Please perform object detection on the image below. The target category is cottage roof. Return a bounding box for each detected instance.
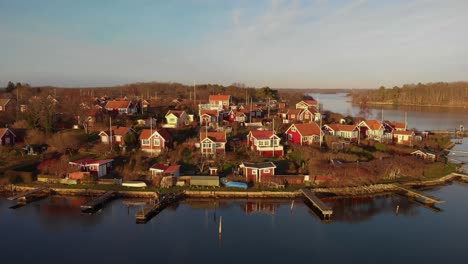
[200,110,219,116]
[303,100,318,106]
[362,120,383,130]
[139,128,172,141]
[0,98,11,106]
[209,95,230,101]
[386,121,407,130]
[326,124,357,132]
[150,164,169,171]
[166,110,185,117]
[249,130,276,140]
[241,162,276,169]
[70,158,113,165]
[291,123,322,136]
[200,131,226,143]
[106,100,131,109]
[287,109,302,116]
[0,128,16,138]
[393,130,415,136]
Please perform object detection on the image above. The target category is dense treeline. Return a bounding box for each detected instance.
[351,82,468,107]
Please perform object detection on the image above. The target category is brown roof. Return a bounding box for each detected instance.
[362,120,383,130]
[326,124,357,132]
[200,131,226,143]
[303,100,318,106]
[139,128,172,140]
[387,121,406,129]
[393,130,415,136]
[249,130,275,140]
[0,98,11,106]
[291,123,322,136]
[0,128,16,138]
[106,100,131,109]
[200,110,219,116]
[235,111,246,117]
[287,109,302,116]
[209,95,230,101]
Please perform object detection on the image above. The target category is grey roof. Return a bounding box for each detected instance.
[241,162,276,169]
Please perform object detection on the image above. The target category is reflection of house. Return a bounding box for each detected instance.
[411,150,436,161]
[149,164,181,177]
[139,128,172,154]
[209,95,231,110]
[247,130,283,157]
[358,120,385,141]
[323,124,358,142]
[285,123,322,145]
[99,126,135,146]
[68,158,113,178]
[164,110,189,128]
[200,131,226,155]
[392,130,415,145]
[240,162,276,183]
[242,201,278,215]
[0,128,16,146]
[105,100,137,115]
[295,100,318,110]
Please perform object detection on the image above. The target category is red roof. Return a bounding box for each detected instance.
[387,121,406,130]
[287,109,302,116]
[139,128,172,141]
[0,128,15,138]
[361,120,383,130]
[326,124,357,132]
[290,123,322,136]
[0,98,11,106]
[200,131,226,143]
[200,110,219,116]
[393,130,415,136]
[209,95,230,101]
[150,164,180,174]
[303,100,318,106]
[249,130,275,140]
[106,100,131,109]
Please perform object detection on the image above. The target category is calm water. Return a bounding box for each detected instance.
[1,184,468,264]
[316,93,467,131]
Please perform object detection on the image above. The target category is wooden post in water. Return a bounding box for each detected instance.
[219,216,222,238]
[396,205,400,215]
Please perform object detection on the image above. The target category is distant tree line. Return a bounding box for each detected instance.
[351,82,468,107]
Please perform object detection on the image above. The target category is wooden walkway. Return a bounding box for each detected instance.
[136,191,185,223]
[393,184,445,205]
[300,188,333,219]
[7,186,50,201]
[80,191,117,211]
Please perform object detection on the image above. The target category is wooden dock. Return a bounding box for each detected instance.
[7,186,50,205]
[136,191,185,223]
[393,184,445,205]
[80,191,117,211]
[300,188,333,219]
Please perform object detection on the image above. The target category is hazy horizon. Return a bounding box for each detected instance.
[1,0,467,89]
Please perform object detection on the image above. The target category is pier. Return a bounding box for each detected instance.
[392,184,445,205]
[300,188,333,219]
[80,191,117,211]
[7,186,50,206]
[136,191,185,223]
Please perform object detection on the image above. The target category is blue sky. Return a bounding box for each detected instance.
[1,0,467,88]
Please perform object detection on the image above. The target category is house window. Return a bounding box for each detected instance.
[302,136,309,142]
[291,127,296,132]
[154,138,161,146]
[291,114,295,118]
[216,143,223,148]
[142,139,150,146]
[252,170,257,175]
[0,106,2,110]
[203,143,212,148]
[115,135,121,142]
[264,169,270,173]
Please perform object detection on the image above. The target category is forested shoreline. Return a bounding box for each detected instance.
[350,82,468,107]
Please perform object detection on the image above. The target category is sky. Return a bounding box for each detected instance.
[1,0,467,89]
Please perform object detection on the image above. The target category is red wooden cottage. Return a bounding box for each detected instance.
[199,109,219,127]
[285,123,323,145]
[200,131,226,155]
[0,99,14,112]
[0,128,16,146]
[247,130,283,157]
[358,120,385,141]
[139,128,172,154]
[240,162,276,183]
[392,130,415,145]
[295,100,318,110]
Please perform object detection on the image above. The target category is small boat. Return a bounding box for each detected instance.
[122,181,147,188]
[220,177,248,189]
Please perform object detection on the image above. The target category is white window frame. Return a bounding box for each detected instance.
[142,139,150,146]
[252,169,257,175]
[154,138,161,146]
[264,169,270,173]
